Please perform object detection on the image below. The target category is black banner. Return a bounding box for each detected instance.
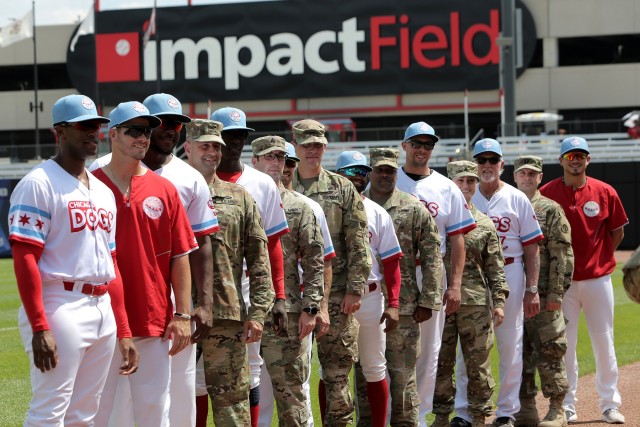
[67,0,536,104]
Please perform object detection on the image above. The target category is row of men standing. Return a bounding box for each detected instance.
[8,92,628,427]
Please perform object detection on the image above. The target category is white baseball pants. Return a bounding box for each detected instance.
[562,275,621,413]
[18,286,116,427]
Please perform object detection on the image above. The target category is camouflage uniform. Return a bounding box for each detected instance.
[433,161,509,423]
[520,190,572,399]
[358,148,443,427]
[202,175,274,427]
[261,182,325,426]
[291,119,372,426]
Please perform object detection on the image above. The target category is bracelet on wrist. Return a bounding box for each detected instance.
[174,312,192,320]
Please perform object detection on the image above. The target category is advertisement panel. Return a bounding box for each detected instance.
[67,0,536,104]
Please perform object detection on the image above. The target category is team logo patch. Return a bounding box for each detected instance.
[81,96,94,110]
[419,124,429,132]
[133,102,146,113]
[482,140,493,148]
[143,196,164,219]
[570,137,582,147]
[352,152,363,161]
[207,199,215,210]
[229,110,241,122]
[583,201,600,217]
[167,97,180,110]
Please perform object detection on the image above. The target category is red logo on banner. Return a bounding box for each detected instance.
[96,33,140,83]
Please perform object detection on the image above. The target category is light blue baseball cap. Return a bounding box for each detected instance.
[52,94,109,125]
[285,142,300,162]
[560,136,590,155]
[108,101,162,129]
[473,138,503,157]
[403,121,440,143]
[143,93,191,123]
[210,107,255,132]
[335,151,372,172]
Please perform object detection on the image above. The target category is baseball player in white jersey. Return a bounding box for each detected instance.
[258,142,335,427]
[210,106,289,426]
[454,138,543,427]
[89,94,218,427]
[395,122,476,426]
[9,94,137,426]
[336,150,403,427]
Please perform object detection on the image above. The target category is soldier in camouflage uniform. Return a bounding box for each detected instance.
[184,119,275,426]
[291,119,372,427]
[362,147,443,427]
[431,160,509,427]
[250,136,325,426]
[513,156,573,427]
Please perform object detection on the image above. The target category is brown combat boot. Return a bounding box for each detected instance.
[538,396,568,427]
[514,397,539,427]
[430,414,451,427]
[472,415,486,426]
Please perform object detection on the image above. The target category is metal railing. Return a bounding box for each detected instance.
[2,132,639,179]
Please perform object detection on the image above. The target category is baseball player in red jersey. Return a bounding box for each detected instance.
[455,139,543,427]
[211,106,289,426]
[541,137,628,424]
[93,101,197,427]
[90,94,219,427]
[9,94,137,426]
[336,150,403,427]
[395,122,476,427]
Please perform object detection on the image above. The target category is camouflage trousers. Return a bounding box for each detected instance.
[520,302,569,399]
[317,292,360,426]
[202,319,250,427]
[354,316,421,427]
[262,313,311,427]
[433,305,495,418]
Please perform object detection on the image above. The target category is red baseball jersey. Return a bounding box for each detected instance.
[541,177,628,280]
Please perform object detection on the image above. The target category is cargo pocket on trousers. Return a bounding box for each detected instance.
[538,311,567,358]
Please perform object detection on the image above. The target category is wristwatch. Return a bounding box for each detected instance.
[525,285,538,294]
[174,312,192,320]
[303,305,319,315]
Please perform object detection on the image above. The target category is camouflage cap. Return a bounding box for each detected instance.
[514,155,543,173]
[292,119,328,145]
[185,119,225,145]
[252,135,287,156]
[447,160,479,180]
[369,148,399,169]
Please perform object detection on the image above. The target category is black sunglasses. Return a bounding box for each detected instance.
[340,167,369,177]
[118,125,153,139]
[476,156,501,165]
[408,139,436,150]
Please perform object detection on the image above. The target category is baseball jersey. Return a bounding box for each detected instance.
[363,197,403,283]
[472,183,543,258]
[9,160,116,284]
[235,165,289,239]
[208,176,273,323]
[396,168,476,254]
[530,191,574,300]
[364,187,443,315]
[297,192,336,261]
[280,187,324,312]
[90,154,219,236]
[540,177,628,281]
[93,168,198,337]
[445,205,509,307]
[292,168,371,295]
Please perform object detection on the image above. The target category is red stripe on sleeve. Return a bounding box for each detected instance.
[12,241,48,332]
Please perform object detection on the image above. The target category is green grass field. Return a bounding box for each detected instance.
[0,259,637,426]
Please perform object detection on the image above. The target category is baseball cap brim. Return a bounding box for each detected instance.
[255,146,286,156]
[156,113,191,123]
[514,164,542,173]
[114,115,162,129]
[450,171,479,180]
[63,115,109,124]
[191,135,226,145]
[297,135,327,145]
[222,124,255,132]
[337,164,372,172]
[370,160,398,169]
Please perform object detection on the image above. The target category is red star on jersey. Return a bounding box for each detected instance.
[9,215,14,224]
[19,214,31,226]
[35,219,44,230]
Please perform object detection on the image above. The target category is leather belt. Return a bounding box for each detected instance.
[504,257,515,265]
[63,281,109,296]
[365,283,378,293]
